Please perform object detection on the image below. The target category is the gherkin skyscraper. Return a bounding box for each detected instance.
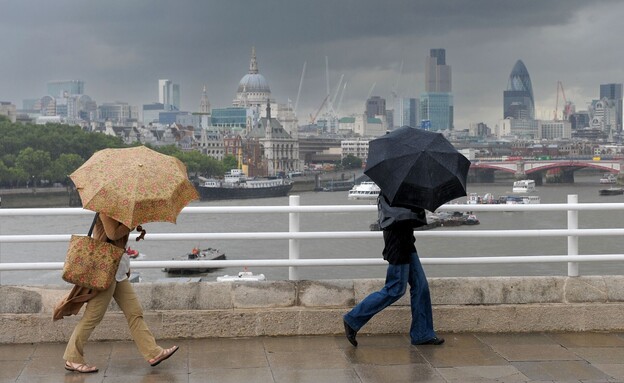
[503,60,535,120]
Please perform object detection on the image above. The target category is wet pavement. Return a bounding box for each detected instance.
[2,332,624,382]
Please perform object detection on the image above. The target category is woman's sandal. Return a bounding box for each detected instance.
[149,345,179,367]
[64,361,99,373]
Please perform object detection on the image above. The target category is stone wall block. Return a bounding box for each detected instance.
[564,277,608,303]
[298,280,354,307]
[298,309,345,335]
[197,282,233,309]
[231,281,296,308]
[602,276,624,301]
[0,287,42,314]
[256,309,299,336]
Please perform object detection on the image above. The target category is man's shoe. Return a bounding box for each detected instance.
[343,320,358,347]
[412,336,445,346]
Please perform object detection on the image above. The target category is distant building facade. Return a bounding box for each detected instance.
[421,49,453,130]
[158,79,180,110]
[600,83,623,132]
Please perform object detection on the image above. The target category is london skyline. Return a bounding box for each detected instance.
[0,0,622,130]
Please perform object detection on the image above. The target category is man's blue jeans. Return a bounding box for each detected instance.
[343,252,436,344]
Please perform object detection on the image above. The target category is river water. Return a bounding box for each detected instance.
[2,170,624,286]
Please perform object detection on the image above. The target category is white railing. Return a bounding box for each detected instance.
[2,194,624,279]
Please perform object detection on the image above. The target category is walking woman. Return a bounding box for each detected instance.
[55,213,178,373]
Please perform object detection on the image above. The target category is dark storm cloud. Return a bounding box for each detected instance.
[0,0,620,128]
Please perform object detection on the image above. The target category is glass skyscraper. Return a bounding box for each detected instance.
[600,83,623,132]
[421,49,453,130]
[503,60,535,120]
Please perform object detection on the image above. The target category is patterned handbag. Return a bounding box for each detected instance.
[62,213,124,290]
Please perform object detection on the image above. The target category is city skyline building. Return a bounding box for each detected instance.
[396,97,419,128]
[158,79,180,110]
[365,96,386,119]
[232,47,271,110]
[600,83,623,132]
[421,49,453,130]
[503,60,535,120]
[47,80,84,98]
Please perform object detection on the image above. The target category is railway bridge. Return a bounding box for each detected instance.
[469,159,624,183]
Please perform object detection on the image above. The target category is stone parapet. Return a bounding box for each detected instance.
[2,276,624,344]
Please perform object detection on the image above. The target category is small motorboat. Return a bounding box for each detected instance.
[216,269,266,282]
[162,247,226,275]
[599,187,624,196]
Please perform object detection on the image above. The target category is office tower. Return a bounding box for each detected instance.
[47,80,84,98]
[421,49,453,130]
[366,96,386,119]
[158,79,180,110]
[396,97,419,128]
[503,60,535,120]
[425,49,451,93]
[600,83,623,132]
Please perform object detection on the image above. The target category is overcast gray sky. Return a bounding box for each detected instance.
[0,0,622,129]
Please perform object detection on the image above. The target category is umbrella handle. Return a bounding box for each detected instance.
[87,213,99,237]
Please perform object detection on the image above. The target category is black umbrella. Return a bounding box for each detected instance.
[364,126,471,212]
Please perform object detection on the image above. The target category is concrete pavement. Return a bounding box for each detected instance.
[3,332,624,382]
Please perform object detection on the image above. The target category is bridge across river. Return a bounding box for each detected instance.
[470,158,624,183]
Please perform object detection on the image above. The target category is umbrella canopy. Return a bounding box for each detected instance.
[364,126,470,212]
[70,146,199,228]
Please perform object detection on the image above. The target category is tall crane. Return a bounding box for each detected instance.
[554,81,572,121]
[309,95,329,124]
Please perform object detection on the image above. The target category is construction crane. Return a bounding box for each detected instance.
[294,61,306,116]
[309,94,329,124]
[554,81,572,121]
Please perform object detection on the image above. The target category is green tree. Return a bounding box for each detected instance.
[222,155,238,171]
[15,147,52,189]
[48,153,84,184]
[341,154,363,170]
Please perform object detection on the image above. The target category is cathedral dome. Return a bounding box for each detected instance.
[237,73,271,94]
[233,47,271,107]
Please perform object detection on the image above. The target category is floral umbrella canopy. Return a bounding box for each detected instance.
[70,146,199,228]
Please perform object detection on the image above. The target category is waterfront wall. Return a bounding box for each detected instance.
[2,276,624,344]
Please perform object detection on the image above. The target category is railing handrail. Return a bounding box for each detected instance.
[3,194,624,278]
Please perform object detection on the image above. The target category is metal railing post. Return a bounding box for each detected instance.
[567,194,579,276]
[288,195,300,280]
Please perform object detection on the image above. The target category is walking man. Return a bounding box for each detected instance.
[343,194,444,347]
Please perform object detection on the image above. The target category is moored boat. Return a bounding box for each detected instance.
[599,187,624,196]
[162,247,226,275]
[216,270,266,282]
[347,181,380,200]
[322,179,355,192]
[196,169,293,200]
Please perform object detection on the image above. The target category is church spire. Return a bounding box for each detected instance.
[249,46,258,74]
[199,85,211,114]
[266,98,271,120]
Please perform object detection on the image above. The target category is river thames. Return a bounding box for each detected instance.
[2,170,624,286]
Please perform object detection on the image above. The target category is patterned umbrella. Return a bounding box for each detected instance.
[70,146,199,228]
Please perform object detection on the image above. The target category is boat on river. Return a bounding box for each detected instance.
[599,187,624,196]
[512,180,536,193]
[216,270,266,282]
[503,195,541,204]
[196,169,293,200]
[322,179,355,192]
[162,247,226,275]
[599,174,617,184]
[347,181,380,200]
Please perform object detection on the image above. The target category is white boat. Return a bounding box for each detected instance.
[466,192,497,204]
[512,180,536,193]
[216,270,266,282]
[599,174,617,184]
[505,195,541,204]
[347,181,381,200]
